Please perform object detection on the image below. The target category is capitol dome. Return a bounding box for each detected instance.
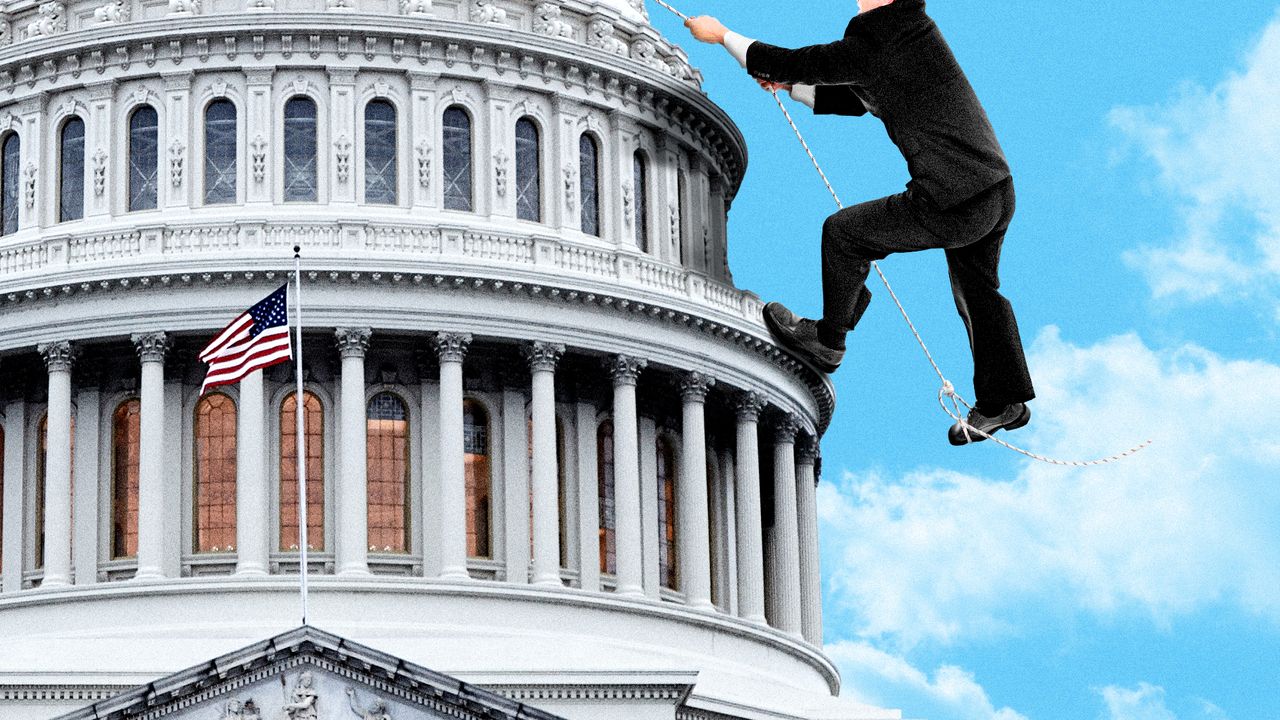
[0,0,894,718]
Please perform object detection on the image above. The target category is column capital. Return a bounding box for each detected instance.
[608,355,647,386]
[335,327,373,359]
[523,341,566,374]
[433,331,473,363]
[797,435,821,465]
[131,332,171,364]
[734,390,766,421]
[774,414,802,444]
[679,371,716,402]
[38,341,77,373]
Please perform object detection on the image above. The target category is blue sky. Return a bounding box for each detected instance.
[652,2,1280,719]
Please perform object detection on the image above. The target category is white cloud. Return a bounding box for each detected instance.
[1099,683,1234,720]
[826,641,1027,720]
[1111,11,1280,306]
[818,326,1280,648]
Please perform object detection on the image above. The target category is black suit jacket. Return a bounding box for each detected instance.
[746,0,1010,209]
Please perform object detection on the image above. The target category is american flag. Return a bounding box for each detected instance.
[199,285,293,395]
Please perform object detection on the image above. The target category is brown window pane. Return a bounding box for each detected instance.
[597,420,615,576]
[280,391,324,551]
[35,414,75,570]
[194,393,237,553]
[657,436,678,591]
[464,399,491,558]
[111,400,141,559]
[367,392,409,554]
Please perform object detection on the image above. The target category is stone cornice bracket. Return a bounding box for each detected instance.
[608,354,646,387]
[773,413,802,444]
[334,326,373,359]
[522,341,565,373]
[734,390,765,421]
[131,331,171,364]
[679,371,716,402]
[38,340,77,372]
[433,331,472,363]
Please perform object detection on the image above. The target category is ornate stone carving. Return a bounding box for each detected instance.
[346,687,392,720]
[522,341,565,373]
[797,435,820,465]
[167,0,202,16]
[327,0,352,10]
[23,163,36,208]
[622,183,634,227]
[433,332,472,363]
[334,134,352,183]
[0,18,10,46]
[680,371,716,401]
[25,2,66,40]
[247,0,274,10]
[773,413,802,443]
[734,390,766,421]
[493,148,509,197]
[93,0,127,24]
[92,149,108,197]
[669,204,679,242]
[470,0,506,24]
[406,142,430,194]
[627,0,649,19]
[608,354,647,386]
[251,135,267,183]
[665,56,694,81]
[335,327,372,358]
[587,19,626,55]
[132,332,171,364]
[38,341,76,373]
[398,0,430,14]
[562,166,576,212]
[630,38,666,72]
[220,698,263,719]
[532,3,572,38]
[169,139,185,188]
[281,671,318,719]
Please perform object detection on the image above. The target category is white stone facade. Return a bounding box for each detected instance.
[0,1,892,719]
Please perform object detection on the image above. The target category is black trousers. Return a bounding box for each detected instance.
[821,178,1035,409]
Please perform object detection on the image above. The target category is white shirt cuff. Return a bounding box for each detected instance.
[789,84,817,109]
[722,30,755,69]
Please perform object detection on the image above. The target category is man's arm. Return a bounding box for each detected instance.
[746,38,875,87]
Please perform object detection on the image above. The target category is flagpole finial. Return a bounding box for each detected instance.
[293,245,301,259]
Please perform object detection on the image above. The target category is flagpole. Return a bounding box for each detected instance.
[293,244,309,627]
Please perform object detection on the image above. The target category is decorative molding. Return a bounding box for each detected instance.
[167,0,202,16]
[522,341,565,373]
[532,3,572,38]
[168,139,185,188]
[92,0,127,24]
[92,149,108,197]
[131,331,171,363]
[621,183,634,227]
[608,354,646,386]
[415,140,431,190]
[398,0,431,15]
[433,331,472,363]
[334,326,372,358]
[22,162,35,207]
[334,133,352,184]
[586,18,626,56]
[734,391,765,421]
[773,413,801,443]
[470,0,506,24]
[250,134,267,183]
[679,371,715,402]
[23,2,66,41]
[493,147,509,198]
[797,435,820,465]
[562,166,576,212]
[38,340,76,372]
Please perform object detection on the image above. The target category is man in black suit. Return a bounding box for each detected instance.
[686,0,1036,445]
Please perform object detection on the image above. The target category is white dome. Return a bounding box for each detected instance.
[599,0,651,24]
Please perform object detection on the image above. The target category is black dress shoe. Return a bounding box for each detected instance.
[762,302,845,373]
[948,402,1031,446]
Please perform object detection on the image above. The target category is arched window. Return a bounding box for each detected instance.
[203,99,237,205]
[463,399,491,558]
[283,97,318,203]
[442,106,473,211]
[596,420,615,576]
[579,134,600,237]
[364,100,398,205]
[280,391,324,551]
[128,105,159,212]
[194,393,237,553]
[366,391,409,553]
[59,116,85,222]
[657,435,677,590]
[632,151,648,252]
[2,132,20,235]
[515,117,540,222]
[111,399,141,559]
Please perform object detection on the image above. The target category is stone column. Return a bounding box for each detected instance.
[235,370,269,576]
[679,372,716,610]
[733,391,767,624]
[2,398,26,593]
[72,386,101,586]
[335,327,372,577]
[435,332,472,580]
[797,434,823,645]
[501,372,529,584]
[38,342,75,588]
[418,355,442,577]
[524,342,566,587]
[609,355,646,598]
[132,333,170,581]
[575,396,601,593]
[771,415,803,637]
[719,449,739,616]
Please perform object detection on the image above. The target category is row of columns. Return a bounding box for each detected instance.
[9,330,824,645]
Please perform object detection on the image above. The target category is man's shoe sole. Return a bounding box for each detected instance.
[949,404,1031,446]
[762,308,841,374]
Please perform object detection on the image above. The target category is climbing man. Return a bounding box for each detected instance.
[684,0,1036,445]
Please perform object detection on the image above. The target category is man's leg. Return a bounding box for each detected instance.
[942,183,1035,412]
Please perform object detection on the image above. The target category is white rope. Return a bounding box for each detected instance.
[659,1,1152,466]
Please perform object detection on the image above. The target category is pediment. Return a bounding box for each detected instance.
[55,626,565,720]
